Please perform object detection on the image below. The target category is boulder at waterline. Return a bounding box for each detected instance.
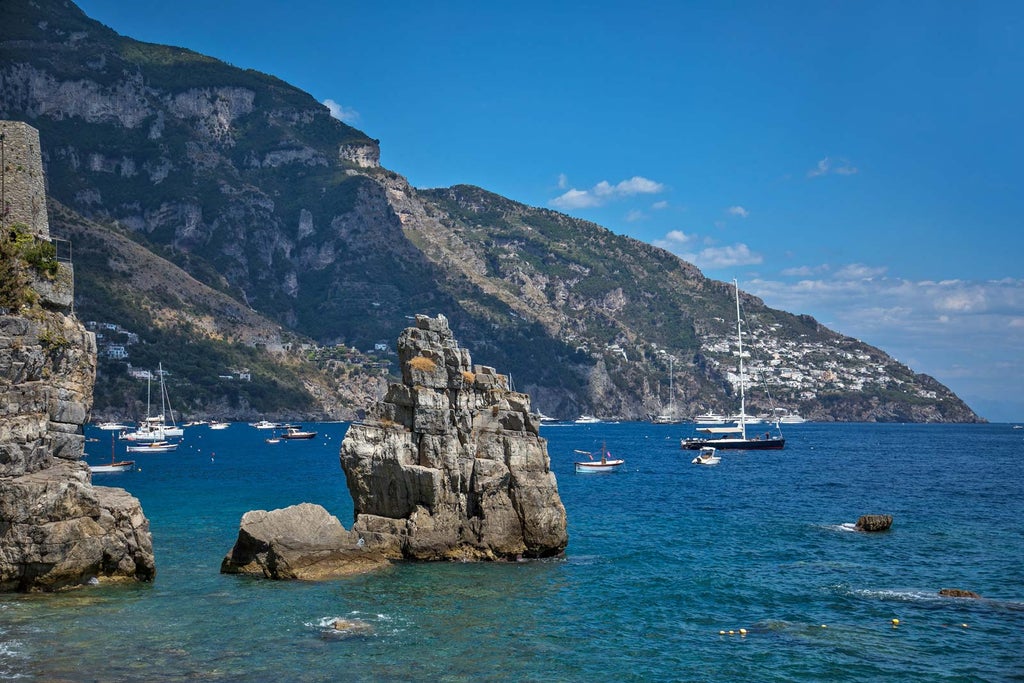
[855,515,893,532]
[220,502,387,579]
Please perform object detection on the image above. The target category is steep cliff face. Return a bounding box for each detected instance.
[340,315,568,560]
[0,1,984,423]
[0,120,154,591]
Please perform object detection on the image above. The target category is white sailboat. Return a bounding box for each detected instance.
[121,363,183,442]
[652,357,681,424]
[90,432,135,473]
[681,280,785,451]
[574,442,624,473]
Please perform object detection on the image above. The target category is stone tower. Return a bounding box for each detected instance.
[0,120,50,236]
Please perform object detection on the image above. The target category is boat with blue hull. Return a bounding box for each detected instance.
[681,280,785,451]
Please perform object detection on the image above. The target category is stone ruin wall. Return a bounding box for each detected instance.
[1,120,50,237]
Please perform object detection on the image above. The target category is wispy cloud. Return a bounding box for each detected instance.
[743,273,1024,420]
[781,264,830,277]
[653,230,762,269]
[807,156,858,178]
[651,200,669,210]
[550,175,664,210]
[323,99,359,123]
[727,205,749,218]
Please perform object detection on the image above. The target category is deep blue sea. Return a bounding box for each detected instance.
[2,422,1022,682]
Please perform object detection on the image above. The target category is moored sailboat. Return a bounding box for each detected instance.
[681,280,785,451]
[574,442,624,473]
[121,363,183,441]
[90,432,135,473]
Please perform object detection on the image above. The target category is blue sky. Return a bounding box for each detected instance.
[74,1,1024,422]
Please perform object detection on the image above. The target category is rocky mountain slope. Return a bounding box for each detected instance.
[0,0,982,422]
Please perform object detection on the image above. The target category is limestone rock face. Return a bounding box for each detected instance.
[855,514,893,532]
[0,120,155,591]
[0,313,157,590]
[220,503,386,579]
[340,314,568,561]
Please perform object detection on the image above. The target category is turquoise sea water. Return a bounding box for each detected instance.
[1,422,1022,681]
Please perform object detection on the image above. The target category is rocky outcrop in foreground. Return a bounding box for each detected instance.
[221,503,386,579]
[0,311,155,591]
[0,120,154,591]
[341,314,568,561]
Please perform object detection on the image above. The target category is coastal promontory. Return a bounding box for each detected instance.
[0,120,155,591]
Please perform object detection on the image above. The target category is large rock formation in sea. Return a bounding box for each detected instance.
[340,314,568,561]
[0,120,154,591]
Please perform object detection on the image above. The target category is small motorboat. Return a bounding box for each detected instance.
[126,440,179,453]
[209,421,230,430]
[279,427,317,440]
[691,446,721,466]
[573,443,623,473]
[96,421,130,431]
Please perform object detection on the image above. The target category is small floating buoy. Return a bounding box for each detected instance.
[719,630,726,635]
[739,628,747,636]
[821,624,828,628]
[728,630,735,635]
[961,623,968,628]
[891,618,900,627]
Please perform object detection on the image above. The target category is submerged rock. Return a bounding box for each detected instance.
[939,588,981,599]
[340,314,568,561]
[220,502,387,579]
[854,515,893,532]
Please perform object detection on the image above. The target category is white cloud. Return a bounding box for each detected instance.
[652,230,696,251]
[651,200,669,210]
[807,156,858,178]
[549,175,664,210]
[323,99,359,123]
[781,264,830,277]
[743,274,1024,421]
[653,230,762,269]
[556,173,569,190]
[625,209,645,223]
[550,188,601,210]
[834,263,887,280]
[685,243,763,269]
[727,205,749,218]
[615,176,665,195]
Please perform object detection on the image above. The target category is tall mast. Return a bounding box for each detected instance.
[668,357,675,416]
[734,279,746,437]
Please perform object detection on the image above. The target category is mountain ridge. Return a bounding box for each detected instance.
[0,0,983,422]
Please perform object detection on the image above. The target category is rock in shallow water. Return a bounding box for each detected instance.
[340,313,568,562]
